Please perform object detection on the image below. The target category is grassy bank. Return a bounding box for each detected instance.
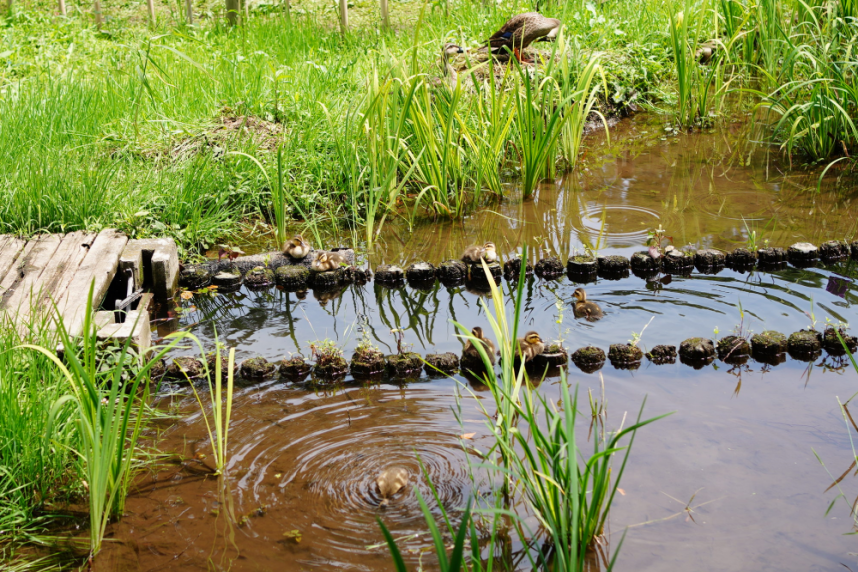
[0,0,855,258]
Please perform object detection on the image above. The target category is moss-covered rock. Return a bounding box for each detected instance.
[787,330,822,360]
[438,260,467,285]
[405,262,436,283]
[239,356,276,380]
[608,343,643,366]
[822,326,858,355]
[386,352,423,378]
[245,266,275,289]
[679,338,715,361]
[646,344,677,364]
[350,346,386,377]
[631,251,662,272]
[567,254,598,278]
[149,358,166,380]
[726,248,756,269]
[819,240,849,262]
[309,268,342,289]
[694,249,726,273]
[424,352,460,375]
[751,330,787,357]
[313,356,349,380]
[279,357,311,381]
[534,257,564,279]
[375,264,405,285]
[717,335,751,361]
[206,351,236,376]
[212,271,242,291]
[504,257,533,281]
[757,247,787,267]
[275,265,310,290]
[663,249,694,274]
[533,343,568,368]
[341,266,371,285]
[179,265,213,289]
[467,262,503,285]
[165,356,205,381]
[571,346,606,373]
[787,242,818,267]
[597,255,630,277]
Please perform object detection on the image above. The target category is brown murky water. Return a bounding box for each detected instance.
[109,115,858,571]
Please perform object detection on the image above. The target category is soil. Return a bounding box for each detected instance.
[822,326,858,355]
[313,355,349,381]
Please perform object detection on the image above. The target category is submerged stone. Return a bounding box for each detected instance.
[350,346,386,378]
[819,240,849,262]
[757,247,787,266]
[279,357,311,381]
[717,335,751,361]
[309,268,342,289]
[533,343,568,368]
[314,355,349,380]
[467,262,503,285]
[787,242,818,267]
[375,264,405,285]
[822,326,858,355]
[694,249,725,273]
[751,330,787,357]
[679,338,715,367]
[662,249,694,275]
[245,266,275,288]
[165,356,205,381]
[275,265,310,289]
[424,352,460,375]
[438,260,467,285]
[386,352,423,378]
[534,257,565,279]
[571,346,606,373]
[405,262,436,283]
[597,255,630,280]
[212,271,242,291]
[567,254,598,277]
[787,330,822,360]
[179,264,213,289]
[608,343,643,367]
[504,257,533,281]
[646,344,677,364]
[726,248,756,269]
[631,251,662,272]
[239,356,276,380]
[206,351,236,376]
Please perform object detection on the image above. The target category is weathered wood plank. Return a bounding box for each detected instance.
[0,236,29,297]
[55,229,128,337]
[0,238,39,309]
[22,232,98,325]
[1,234,63,317]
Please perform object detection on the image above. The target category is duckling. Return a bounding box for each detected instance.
[485,12,562,63]
[282,234,311,259]
[376,466,409,507]
[516,331,544,363]
[462,326,497,365]
[461,242,498,264]
[311,251,346,272]
[572,288,603,321]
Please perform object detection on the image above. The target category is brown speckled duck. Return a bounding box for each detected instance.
[572,288,603,321]
[486,13,561,62]
[516,331,544,362]
[461,242,498,264]
[462,326,497,365]
[282,234,311,259]
[376,466,409,507]
[311,251,346,272]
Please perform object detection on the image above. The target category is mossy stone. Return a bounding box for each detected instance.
[694,249,725,274]
[314,356,349,381]
[212,271,242,290]
[405,262,436,283]
[206,351,236,376]
[787,330,822,360]
[279,357,311,381]
[787,242,818,268]
[438,260,468,285]
[350,347,386,377]
[150,358,166,380]
[504,258,533,281]
[467,262,503,285]
[341,266,370,285]
[751,330,787,357]
[726,248,756,269]
[386,352,423,378]
[597,255,630,275]
[631,251,662,272]
[679,338,716,361]
[819,240,849,261]
[239,356,276,380]
[663,249,694,274]
[375,264,404,286]
[567,254,598,277]
[165,356,205,381]
[534,257,564,279]
[717,335,751,361]
[275,266,310,289]
[533,343,568,368]
[571,346,606,373]
[646,344,677,364]
[424,352,460,375]
[822,326,858,355]
[757,247,787,266]
[179,265,213,289]
[245,266,275,288]
[310,268,341,289]
[608,343,643,365]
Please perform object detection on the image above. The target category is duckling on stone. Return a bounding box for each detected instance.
[376,466,409,507]
[485,12,561,63]
[572,287,603,321]
[516,331,545,363]
[283,234,311,259]
[462,326,497,365]
[311,251,346,272]
[461,242,498,264]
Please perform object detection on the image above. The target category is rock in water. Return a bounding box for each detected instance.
[376,467,409,507]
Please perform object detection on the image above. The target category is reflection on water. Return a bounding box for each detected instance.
[127,117,858,571]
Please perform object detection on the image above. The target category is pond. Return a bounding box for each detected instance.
[111,115,858,571]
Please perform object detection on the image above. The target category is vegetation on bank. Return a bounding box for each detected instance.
[2,0,853,257]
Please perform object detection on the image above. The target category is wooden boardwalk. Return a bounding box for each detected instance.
[0,229,128,336]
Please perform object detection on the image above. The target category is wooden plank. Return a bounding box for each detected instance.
[1,234,63,318]
[21,232,98,325]
[0,238,39,308]
[55,229,128,337]
[0,236,28,296]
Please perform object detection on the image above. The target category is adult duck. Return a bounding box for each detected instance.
[486,12,561,63]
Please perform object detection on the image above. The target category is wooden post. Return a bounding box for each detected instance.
[146,0,155,25]
[284,0,290,21]
[93,0,103,28]
[225,0,239,25]
[380,0,389,30]
[58,0,67,16]
[185,0,193,24]
[338,0,348,34]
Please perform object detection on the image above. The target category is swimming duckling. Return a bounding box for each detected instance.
[376,466,409,507]
[282,234,311,259]
[462,326,497,365]
[311,251,347,272]
[572,288,603,321]
[516,331,545,363]
[461,242,498,264]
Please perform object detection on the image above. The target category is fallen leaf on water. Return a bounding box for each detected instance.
[617,488,626,496]
[274,473,282,479]
[180,291,193,300]
[283,530,302,543]
[460,432,476,440]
